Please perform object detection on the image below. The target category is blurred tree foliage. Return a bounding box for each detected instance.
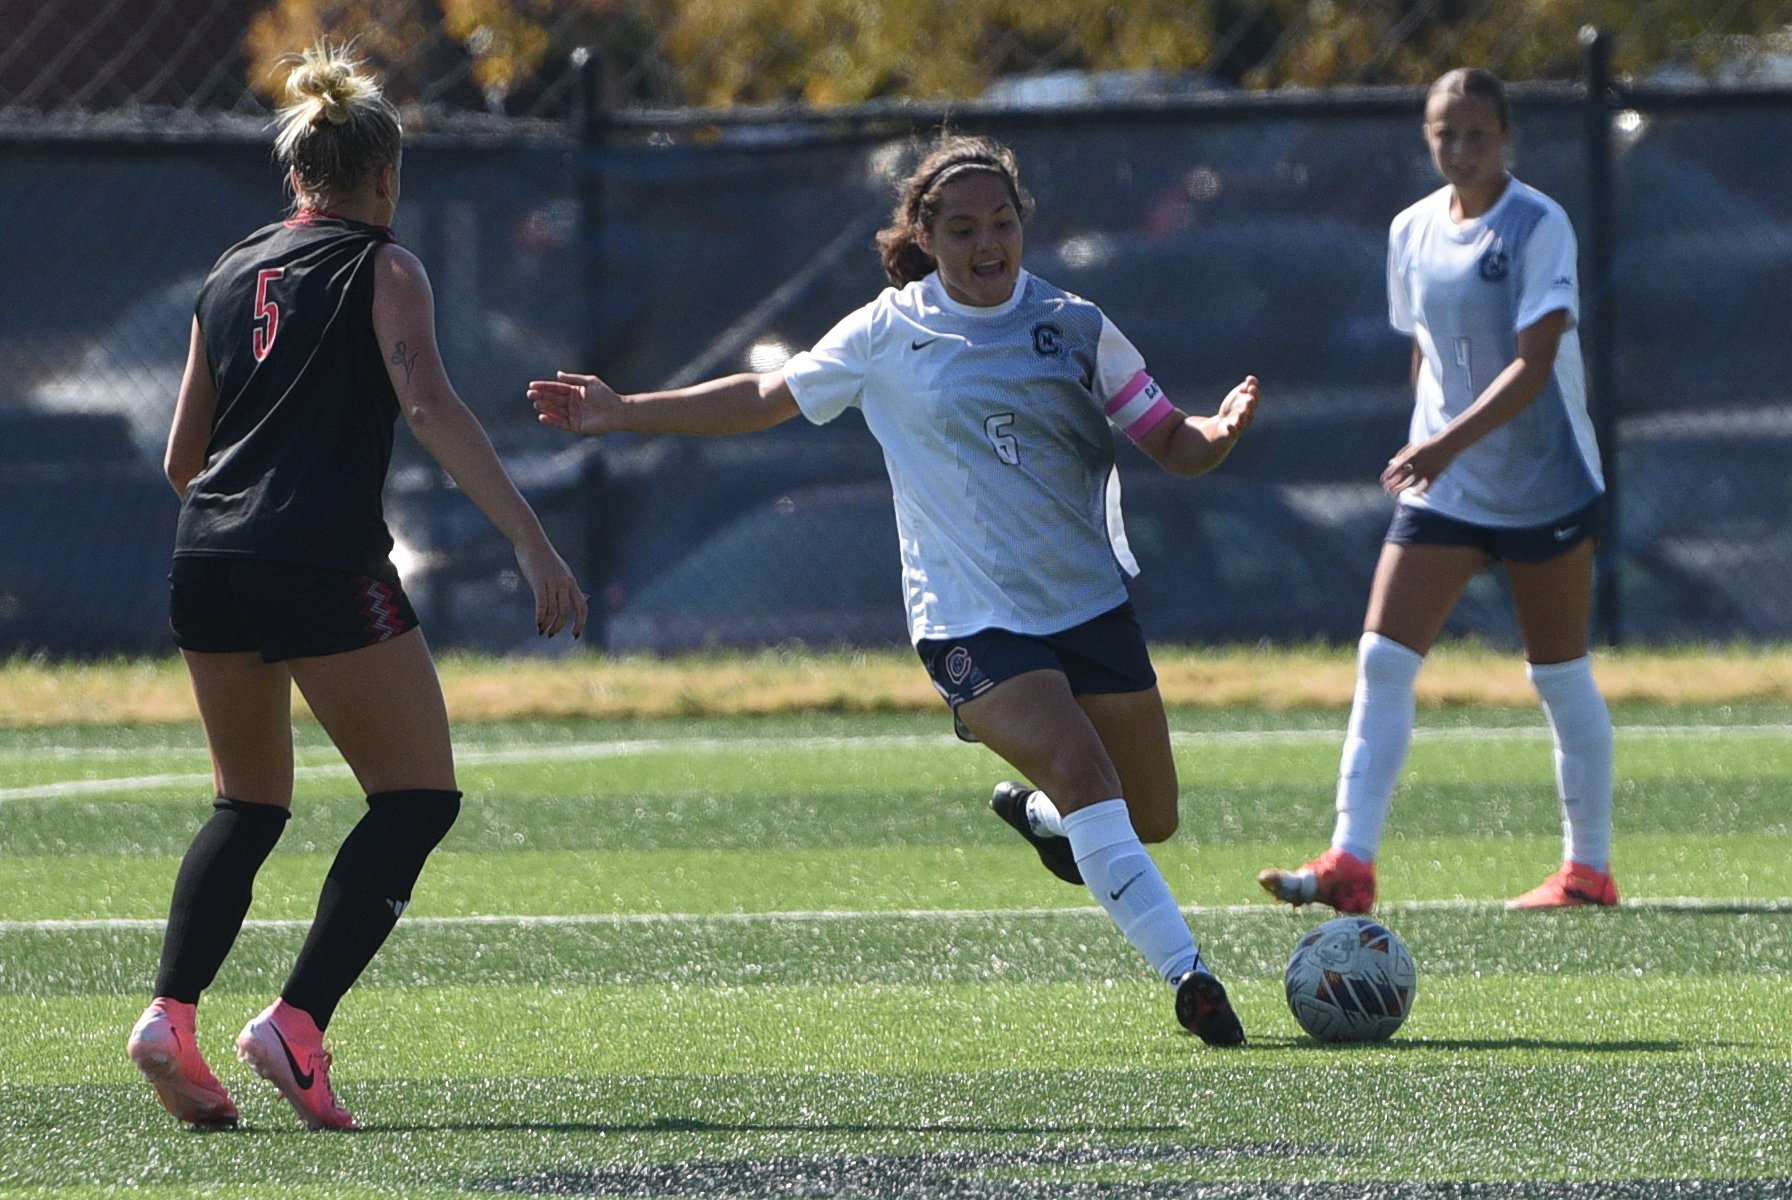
[243,0,1792,111]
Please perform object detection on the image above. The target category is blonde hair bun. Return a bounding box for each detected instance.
[285,47,376,127]
[273,42,402,209]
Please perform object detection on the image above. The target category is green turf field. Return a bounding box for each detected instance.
[3,704,1790,1198]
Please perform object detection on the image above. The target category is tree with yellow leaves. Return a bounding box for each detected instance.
[242,0,1792,113]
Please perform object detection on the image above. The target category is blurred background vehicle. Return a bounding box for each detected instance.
[5,48,1792,657]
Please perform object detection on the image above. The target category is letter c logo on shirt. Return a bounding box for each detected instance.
[1479,239,1509,282]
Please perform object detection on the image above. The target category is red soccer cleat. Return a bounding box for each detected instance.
[1258,847,1377,914]
[1507,861,1619,910]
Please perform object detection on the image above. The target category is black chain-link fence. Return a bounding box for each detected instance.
[9,0,1792,120]
[4,24,1792,655]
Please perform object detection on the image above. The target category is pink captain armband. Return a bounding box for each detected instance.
[1104,371,1175,441]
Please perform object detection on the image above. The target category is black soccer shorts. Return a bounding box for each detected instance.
[170,554,420,663]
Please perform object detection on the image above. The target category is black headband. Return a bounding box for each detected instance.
[916,155,1007,202]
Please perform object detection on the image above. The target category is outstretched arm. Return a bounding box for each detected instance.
[529,370,800,438]
[1132,375,1259,478]
[372,244,587,638]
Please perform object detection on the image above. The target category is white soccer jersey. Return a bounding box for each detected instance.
[783,270,1173,643]
[1388,177,1604,527]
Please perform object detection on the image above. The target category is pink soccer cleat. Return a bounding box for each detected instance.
[235,1000,358,1130]
[127,997,239,1127]
[1258,847,1377,914]
[1507,861,1619,910]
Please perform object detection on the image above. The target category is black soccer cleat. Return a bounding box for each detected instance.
[1175,969,1247,1048]
[988,781,1083,885]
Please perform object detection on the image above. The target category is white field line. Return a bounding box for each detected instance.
[2,723,1788,803]
[3,895,1787,935]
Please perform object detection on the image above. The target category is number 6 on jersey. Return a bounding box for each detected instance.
[984,412,1019,465]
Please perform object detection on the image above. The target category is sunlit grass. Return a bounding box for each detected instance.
[2,707,1790,1194]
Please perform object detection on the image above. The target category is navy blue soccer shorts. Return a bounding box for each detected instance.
[916,601,1157,743]
[1385,497,1602,563]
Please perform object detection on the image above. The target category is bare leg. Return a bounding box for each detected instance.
[182,650,296,807]
[1076,686,1179,842]
[1363,541,1489,653]
[957,669,1121,815]
[287,627,456,792]
[1506,538,1594,665]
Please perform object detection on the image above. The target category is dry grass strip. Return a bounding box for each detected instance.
[4,644,1792,727]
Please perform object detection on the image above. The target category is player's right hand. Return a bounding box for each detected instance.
[529,371,626,437]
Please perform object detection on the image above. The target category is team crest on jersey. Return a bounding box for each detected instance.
[1478,238,1510,281]
[945,646,974,685]
[1031,322,1064,357]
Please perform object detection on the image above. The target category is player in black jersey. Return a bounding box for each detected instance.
[125,44,587,1131]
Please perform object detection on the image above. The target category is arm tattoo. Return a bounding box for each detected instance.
[389,341,419,385]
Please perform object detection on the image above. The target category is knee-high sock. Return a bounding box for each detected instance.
[1063,799,1199,983]
[153,798,291,1003]
[281,789,460,1029]
[1330,632,1425,863]
[1528,657,1614,871]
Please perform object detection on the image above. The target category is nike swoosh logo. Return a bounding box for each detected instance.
[1109,871,1147,901]
[1553,526,1576,541]
[910,338,939,350]
[271,1025,316,1090]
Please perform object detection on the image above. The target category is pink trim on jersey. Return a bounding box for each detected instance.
[285,209,398,239]
[1104,370,1174,441]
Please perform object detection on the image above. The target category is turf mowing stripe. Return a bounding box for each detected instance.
[5,722,1789,803]
[6,894,1786,934]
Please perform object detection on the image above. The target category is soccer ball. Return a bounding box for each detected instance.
[1283,916,1416,1042]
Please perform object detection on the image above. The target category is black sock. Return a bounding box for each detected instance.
[281,788,461,1029]
[153,797,291,1003]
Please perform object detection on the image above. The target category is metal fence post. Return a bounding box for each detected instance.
[572,46,611,649]
[1580,25,1621,646]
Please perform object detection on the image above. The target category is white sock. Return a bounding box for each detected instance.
[1025,790,1067,837]
[1330,632,1425,863]
[1063,799,1199,984]
[1528,656,1614,872]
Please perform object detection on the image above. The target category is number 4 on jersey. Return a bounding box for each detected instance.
[252,267,285,361]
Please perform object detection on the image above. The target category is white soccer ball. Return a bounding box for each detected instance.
[1284,916,1416,1042]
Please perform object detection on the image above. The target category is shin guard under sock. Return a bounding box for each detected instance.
[1330,632,1424,863]
[281,788,461,1029]
[1528,656,1614,871]
[1063,799,1199,983]
[154,797,290,1003]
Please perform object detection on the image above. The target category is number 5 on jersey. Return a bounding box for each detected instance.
[985,413,1019,465]
[252,267,285,361]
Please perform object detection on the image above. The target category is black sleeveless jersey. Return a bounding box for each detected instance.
[174,213,401,574]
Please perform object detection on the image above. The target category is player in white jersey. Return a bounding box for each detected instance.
[531,135,1259,1045]
[1260,69,1618,915]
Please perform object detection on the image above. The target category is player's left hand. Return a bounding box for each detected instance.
[1212,375,1259,444]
